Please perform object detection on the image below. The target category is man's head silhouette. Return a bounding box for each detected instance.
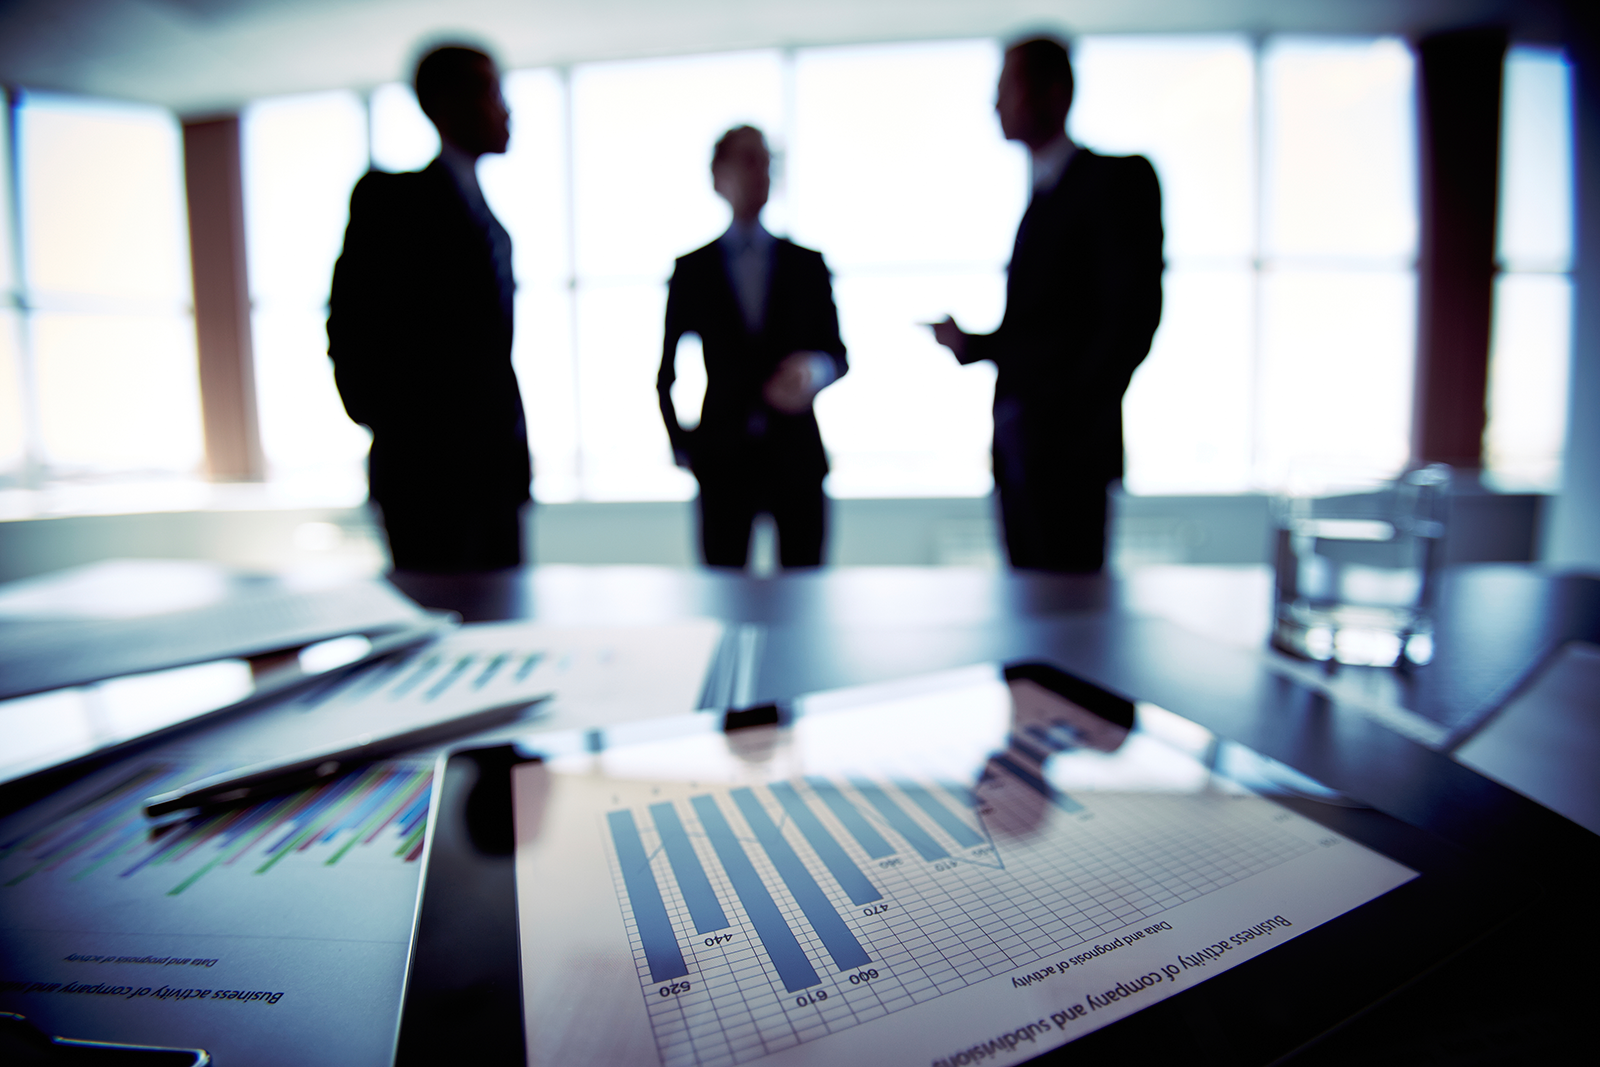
[711,126,771,224]
[415,45,510,157]
[997,36,1075,151]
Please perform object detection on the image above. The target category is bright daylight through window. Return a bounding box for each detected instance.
[0,39,1576,503]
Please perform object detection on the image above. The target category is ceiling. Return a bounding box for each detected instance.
[0,0,1566,116]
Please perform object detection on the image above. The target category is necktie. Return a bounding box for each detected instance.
[730,237,768,334]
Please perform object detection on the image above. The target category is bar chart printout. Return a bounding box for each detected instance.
[593,770,1413,1067]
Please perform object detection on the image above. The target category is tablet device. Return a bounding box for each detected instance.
[395,662,1524,1066]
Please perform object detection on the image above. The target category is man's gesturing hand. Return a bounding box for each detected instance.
[928,316,969,362]
[763,351,829,414]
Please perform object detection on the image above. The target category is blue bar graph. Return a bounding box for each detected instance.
[729,789,873,975]
[806,778,895,859]
[942,781,978,810]
[851,780,949,862]
[691,795,821,993]
[606,810,689,983]
[649,801,729,934]
[895,781,985,848]
[424,655,476,700]
[769,784,881,906]
[992,755,1085,813]
[473,653,509,689]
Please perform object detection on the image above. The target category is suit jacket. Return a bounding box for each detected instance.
[327,159,530,509]
[658,238,847,484]
[962,149,1163,484]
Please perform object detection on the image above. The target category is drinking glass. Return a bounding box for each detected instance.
[1271,465,1450,667]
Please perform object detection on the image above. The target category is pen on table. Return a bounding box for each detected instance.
[142,696,546,819]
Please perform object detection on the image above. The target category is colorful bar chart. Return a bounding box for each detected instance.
[0,759,432,896]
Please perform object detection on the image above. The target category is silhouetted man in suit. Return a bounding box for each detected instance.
[659,126,848,569]
[328,44,529,572]
[932,37,1163,573]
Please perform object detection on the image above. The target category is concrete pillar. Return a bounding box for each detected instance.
[182,114,264,482]
[1411,27,1508,469]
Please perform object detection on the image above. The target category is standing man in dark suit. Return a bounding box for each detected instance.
[932,36,1163,573]
[659,126,848,569]
[328,44,530,572]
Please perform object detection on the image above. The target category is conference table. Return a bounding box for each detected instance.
[3,560,1594,1064]
[388,561,1599,1066]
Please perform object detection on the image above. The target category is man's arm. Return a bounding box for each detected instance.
[764,250,848,413]
[1071,155,1164,399]
[327,172,402,429]
[935,157,1163,390]
[931,301,1011,368]
[658,263,694,467]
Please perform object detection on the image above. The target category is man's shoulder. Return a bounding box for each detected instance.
[351,164,451,211]
[775,237,824,260]
[774,238,829,275]
[1074,149,1155,179]
[677,239,722,264]
[1052,150,1159,212]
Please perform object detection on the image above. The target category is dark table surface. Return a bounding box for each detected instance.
[4,562,1593,1065]
[389,562,1600,1066]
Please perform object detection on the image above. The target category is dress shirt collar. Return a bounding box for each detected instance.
[720,218,775,256]
[1030,133,1078,195]
[438,141,489,216]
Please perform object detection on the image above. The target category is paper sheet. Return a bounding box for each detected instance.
[0,617,725,1065]
[513,671,1417,1066]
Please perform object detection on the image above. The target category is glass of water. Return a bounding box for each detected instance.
[1271,465,1450,667]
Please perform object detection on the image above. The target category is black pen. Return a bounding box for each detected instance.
[142,697,545,818]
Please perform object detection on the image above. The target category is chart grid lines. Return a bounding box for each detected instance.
[603,771,1328,1067]
[766,783,881,906]
[849,780,950,861]
[690,795,821,994]
[893,781,985,848]
[651,801,731,934]
[804,778,895,859]
[730,788,872,973]
[608,809,689,982]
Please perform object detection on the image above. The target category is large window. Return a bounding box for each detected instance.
[1075,36,1418,492]
[568,52,787,501]
[242,91,370,497]
[2,92,201,486]
[0,102,22,478]
[346,43,1019,503]
[240,36,1437,504]
[792,41,1020,498]
[1484,46,1574,491]
[0,36,1573,505]
[1071,36,1257,494]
